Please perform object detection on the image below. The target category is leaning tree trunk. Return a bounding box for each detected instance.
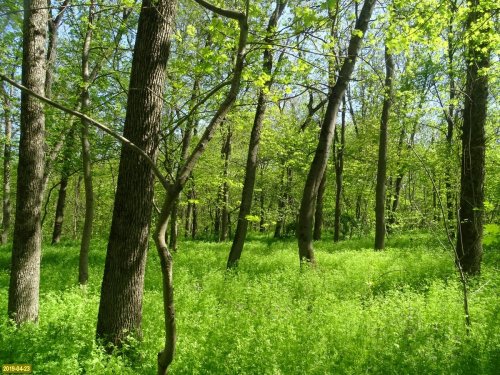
[8,0,48,324]
[297,0,376,264]
[333,98,346,242]
[227,0,286,268]
[96,0,176,346]
[456,0,490,275]
[1,83,12,245]
[374,46,394,250]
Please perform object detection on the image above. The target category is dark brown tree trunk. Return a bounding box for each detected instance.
[169,203,179,251]
[79,1,96,285]
[96,0,176,346]
[51,122,77,245]
[456,0,490,275]
[274,170,286,238]
[333,98,346,242]
[374,46,394,250]
[1,83,12,245]
[51,175,68,244]
[227,0,286,268]
[313,169,326,240]
[297,0,376,264]
[445,1,458,236]
[8,0,48,324]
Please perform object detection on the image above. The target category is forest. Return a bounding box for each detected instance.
[0,0,499,374]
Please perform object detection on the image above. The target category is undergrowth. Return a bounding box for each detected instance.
[0,233,498,374]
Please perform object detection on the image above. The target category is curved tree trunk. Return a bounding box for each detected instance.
[456,0,490,275]
[374,46,394,250]
[96,0,176,346]
[297,0,376,264]
[8,0,48,324]
[227,0,287,268]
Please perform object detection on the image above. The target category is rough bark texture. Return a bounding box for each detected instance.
[8,0,48,324]
[1,84,12,245]
[227,0,286,268]
[456,0,489,275]
[96,0,176,345]
[297,0,376,264]
[333,99,346,242]
[220,127,231,241]
[374,46,394,250]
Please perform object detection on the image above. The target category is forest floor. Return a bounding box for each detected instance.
[1,232,499,374]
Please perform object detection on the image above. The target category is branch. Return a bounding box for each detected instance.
[193,0,245,21]
[0,73,170,191]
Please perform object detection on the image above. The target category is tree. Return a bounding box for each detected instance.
[96,0,177,346]
[227,0,287,268]
[8,0,48,324]
[374,46,394,250]
[297,0,376,264]
[456,0,491,275]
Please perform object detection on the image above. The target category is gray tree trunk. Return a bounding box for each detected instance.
[8,0,48,324]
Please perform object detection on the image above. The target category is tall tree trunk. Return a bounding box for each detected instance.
[51,123,76,244]
[8,0,48,324]
[96,0,176,346]
[456,0,490,275]
[374,46,394,250]
[297,0,376,264]
[333,98,346,242]
[227,0,286,268]
[79,1,96,285]
[445,0,458,236]
[1,83,12,245]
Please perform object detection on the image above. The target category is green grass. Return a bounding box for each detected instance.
[1,234,499,374]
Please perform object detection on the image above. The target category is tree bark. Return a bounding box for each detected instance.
[96,0,176,346]
[297,0,376,264]
[1,83,12,245]
[333,98,346,242]
[8,0,48,324]
[456,0,490,275]
[227,0,286,268]
[374,46,394,250]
